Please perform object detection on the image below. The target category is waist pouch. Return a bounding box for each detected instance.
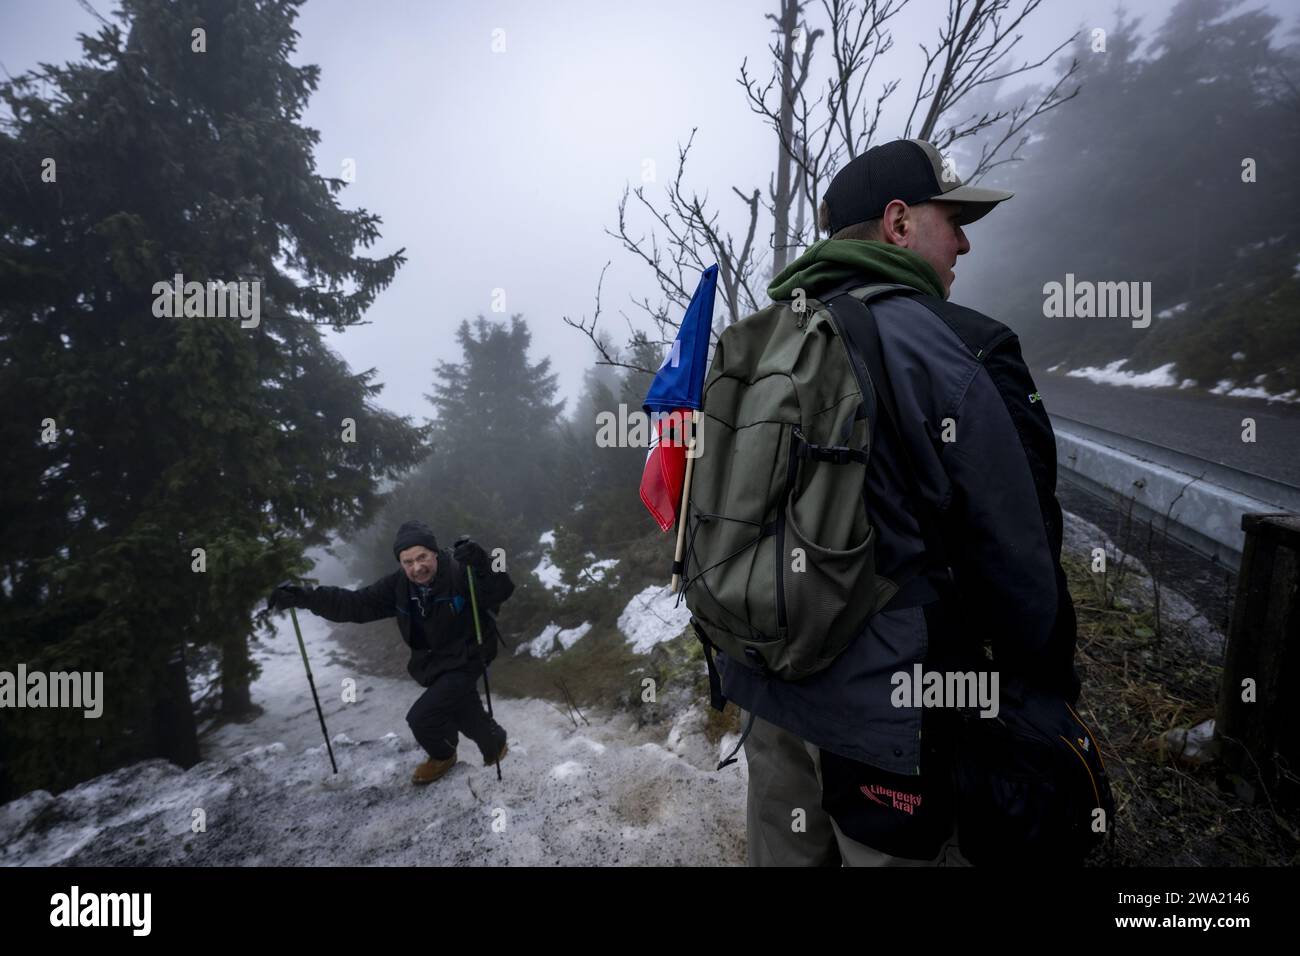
[819,723,957,861]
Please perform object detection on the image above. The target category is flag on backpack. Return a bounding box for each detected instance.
[639,264,717,531]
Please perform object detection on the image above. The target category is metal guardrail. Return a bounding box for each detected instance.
[1050,414,1300,573]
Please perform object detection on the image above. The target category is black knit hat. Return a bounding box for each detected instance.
[392,520,439,560]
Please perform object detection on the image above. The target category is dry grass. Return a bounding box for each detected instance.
[1064,554,1300,866]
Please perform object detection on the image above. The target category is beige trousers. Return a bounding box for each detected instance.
[741,710,970,867]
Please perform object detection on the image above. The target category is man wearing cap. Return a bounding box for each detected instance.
[718,138,1079,865]
[268,520,514,785]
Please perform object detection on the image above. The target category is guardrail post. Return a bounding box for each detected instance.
[1216,513,1300,808]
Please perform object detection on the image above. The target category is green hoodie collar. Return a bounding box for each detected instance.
[767,239,946,302]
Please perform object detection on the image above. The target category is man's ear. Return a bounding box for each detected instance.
[880,199,911,245]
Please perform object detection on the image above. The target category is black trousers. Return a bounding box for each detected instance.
[405,665,505,761]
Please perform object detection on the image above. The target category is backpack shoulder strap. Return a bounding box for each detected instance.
[810,279,916,308]
[909,295,1016,362]
[823,289,953,585]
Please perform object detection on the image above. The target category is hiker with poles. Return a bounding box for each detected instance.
[268,520,514,785]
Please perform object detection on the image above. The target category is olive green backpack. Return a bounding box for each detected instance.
[681,281,920,685]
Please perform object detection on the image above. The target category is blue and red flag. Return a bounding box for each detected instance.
[639,264,717,531]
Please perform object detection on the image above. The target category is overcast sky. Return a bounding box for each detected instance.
[3,0,1295,421]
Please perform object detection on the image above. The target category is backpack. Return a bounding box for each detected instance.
[682,281,1117,862]
[682,281,924,683]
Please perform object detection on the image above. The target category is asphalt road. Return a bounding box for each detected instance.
[1033,371,1300,487]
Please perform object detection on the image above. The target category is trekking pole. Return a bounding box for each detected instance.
[288,605,338,774]
[465,565,502,781]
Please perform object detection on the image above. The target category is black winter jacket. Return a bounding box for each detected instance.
[302,547,515,687]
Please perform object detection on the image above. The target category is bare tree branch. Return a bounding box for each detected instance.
[561,260,654,374]
[573,0,1082,374]
[904,0,1081,179]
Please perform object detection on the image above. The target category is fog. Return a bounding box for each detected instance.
[7,0,1285,417]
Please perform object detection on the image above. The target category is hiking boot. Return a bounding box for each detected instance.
[484,740,508,767]
[411,753,457,785]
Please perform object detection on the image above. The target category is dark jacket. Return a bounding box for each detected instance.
[302,548,515,687]
[716,288,1079,774]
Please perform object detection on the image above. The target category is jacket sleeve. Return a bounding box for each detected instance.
[301,572,398,624]
[937,336,1080,701]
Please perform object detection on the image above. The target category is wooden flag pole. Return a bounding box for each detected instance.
[671,409,700,593]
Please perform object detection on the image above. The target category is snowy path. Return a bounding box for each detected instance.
[1,698,747,866]
[1,581,748,867]
[200,605,416,762]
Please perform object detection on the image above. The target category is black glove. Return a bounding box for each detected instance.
[452,537,490,573]
[267,581,312,612]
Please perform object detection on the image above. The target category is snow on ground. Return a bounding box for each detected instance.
[201,586,414,758]
[1050,359,1298,403]
[515,621,593,658]
[1062,360,1298,402]
[617,584,692,654]
[1,606,747,866]
[1209,379,1300,403]
[532,530,565,591]
[0,693,747,866]
[1155,301,1190,319]
[531,530,620,594]
[1066,359,1179,389]
[579,557,619,587]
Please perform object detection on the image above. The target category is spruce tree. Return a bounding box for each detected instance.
[0,0,424,798]
[347,315,570,582]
